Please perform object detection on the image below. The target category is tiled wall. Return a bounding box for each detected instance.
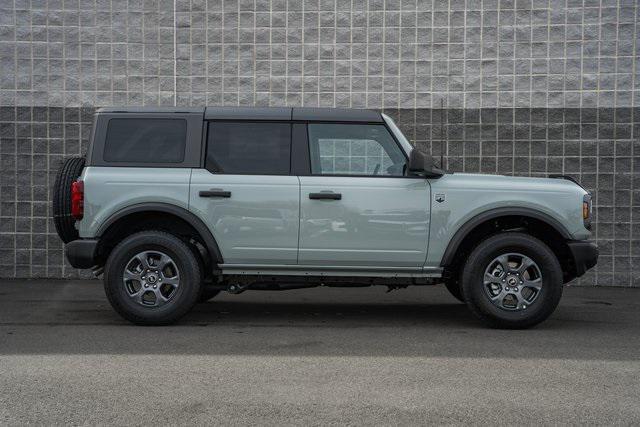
[0,0,638,284]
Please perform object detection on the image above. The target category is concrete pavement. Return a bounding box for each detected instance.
[0,279,639,425]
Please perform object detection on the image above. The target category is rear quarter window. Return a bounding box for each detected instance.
[103,118,187,163]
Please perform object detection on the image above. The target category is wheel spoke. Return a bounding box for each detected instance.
[489,289,507,302]
[522,278,542,290]
[514,291,531,309]
[135,253,152,270]
[123,270,142,282]
[127,287,146,303]
[153,289,169,306]
[517,256,535,275]
[496,255,510,273]
[484,272,502,284]
[157,254,173,271]
[162,277,179,287]
[484,272,498,284]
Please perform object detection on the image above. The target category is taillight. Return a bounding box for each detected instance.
[71,180,84,220]
[582,194,592,230]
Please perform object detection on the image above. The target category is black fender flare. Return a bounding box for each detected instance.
[439,207,572,267]
[97,203,224,265]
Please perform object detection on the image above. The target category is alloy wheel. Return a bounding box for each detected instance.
[483,253,543,311]
[122,250,180,307]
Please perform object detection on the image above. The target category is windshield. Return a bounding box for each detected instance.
[382,113,448,175]
[381,113,414,156]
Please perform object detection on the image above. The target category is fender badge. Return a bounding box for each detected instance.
[435,193,445,203]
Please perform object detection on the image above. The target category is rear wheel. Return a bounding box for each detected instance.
[104,231,203,325]
[53,156,85,243]
[461,232,563,329]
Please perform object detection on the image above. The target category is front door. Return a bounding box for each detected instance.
[189,121,299,265]
[298,123,431,267]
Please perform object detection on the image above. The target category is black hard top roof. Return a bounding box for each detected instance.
[96,107,205,114]
[96,106,383,123]
[205,107,382,122]
[205,106,290,121]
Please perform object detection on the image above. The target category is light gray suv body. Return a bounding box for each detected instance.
[54,106,597,328]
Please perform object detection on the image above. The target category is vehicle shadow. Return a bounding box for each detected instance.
[1,282,637,361]
[187,298,476,328]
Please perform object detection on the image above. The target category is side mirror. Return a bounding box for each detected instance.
[407,149,444,178]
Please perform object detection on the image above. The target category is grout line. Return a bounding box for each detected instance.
[629,0,638,286]
[173,0,177,106]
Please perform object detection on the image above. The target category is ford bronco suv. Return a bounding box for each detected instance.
[53,107,597,328]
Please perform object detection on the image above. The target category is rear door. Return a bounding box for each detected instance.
[189,121,300,265]
[297,123,431,267]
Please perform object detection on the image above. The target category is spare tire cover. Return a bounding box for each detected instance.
[53,156,85,243]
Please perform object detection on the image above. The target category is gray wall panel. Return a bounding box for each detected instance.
[0,0,637,284]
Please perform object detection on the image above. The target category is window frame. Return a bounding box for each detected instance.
[90,112,203,168]
[296,121,414,178]
[204,120,294,176]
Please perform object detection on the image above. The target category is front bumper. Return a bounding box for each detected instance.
[567,240,598,278]
[65,239,99,269]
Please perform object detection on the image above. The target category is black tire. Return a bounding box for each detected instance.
[104,231,203,325]
[444,278,464,302]
[53,156,85,243]
[199,287,220,303]
[461,232,563,329]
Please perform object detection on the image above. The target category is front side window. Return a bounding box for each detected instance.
[308,124,406,176]
[206,122,291,175]
[103,118,187,163]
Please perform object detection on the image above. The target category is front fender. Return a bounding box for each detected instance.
[424,173,590,268]
[438,207,571,267]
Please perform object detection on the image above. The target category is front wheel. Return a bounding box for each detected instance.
[104,231,203,325]
[461,232,563,329]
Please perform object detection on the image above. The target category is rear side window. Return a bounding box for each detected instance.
[103,118,187,163]
[206,122,291,175]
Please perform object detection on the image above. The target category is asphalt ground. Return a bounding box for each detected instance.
[0,279,639,425]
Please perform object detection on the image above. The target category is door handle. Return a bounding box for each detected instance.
[199,189,231,198]
[309,192,342,200]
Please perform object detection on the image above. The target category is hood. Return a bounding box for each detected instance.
[439,173,588,195]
